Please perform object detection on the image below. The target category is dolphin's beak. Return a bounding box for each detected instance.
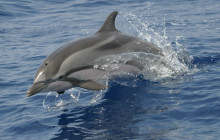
[26,82,47,97]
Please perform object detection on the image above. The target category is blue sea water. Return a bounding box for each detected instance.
[0,0,220,139]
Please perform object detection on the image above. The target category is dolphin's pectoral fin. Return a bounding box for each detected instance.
[78,80,107,90]
[65,78,107,90]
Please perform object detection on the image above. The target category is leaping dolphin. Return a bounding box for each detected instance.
[27,11,163,97]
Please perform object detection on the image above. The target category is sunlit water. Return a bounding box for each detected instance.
[0,0,219,139]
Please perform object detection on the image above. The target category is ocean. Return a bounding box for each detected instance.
[0,0,219,139]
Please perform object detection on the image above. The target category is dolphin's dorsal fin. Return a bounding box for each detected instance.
[97,11,118,33]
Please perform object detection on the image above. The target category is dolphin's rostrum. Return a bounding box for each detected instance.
[27,11,163,97]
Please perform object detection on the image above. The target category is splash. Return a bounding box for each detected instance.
[121,12,193,81]
[43,89,81,111]
[43,88,107,111]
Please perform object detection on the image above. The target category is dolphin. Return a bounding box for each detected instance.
[27,11,163,97]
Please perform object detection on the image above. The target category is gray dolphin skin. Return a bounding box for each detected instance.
[27,11,163,97]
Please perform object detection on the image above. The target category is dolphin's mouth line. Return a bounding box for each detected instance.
[27,79,65,97]
[33,84,47,93]
[27,82,48,97]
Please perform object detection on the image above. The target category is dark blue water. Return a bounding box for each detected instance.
[0,0,220,139]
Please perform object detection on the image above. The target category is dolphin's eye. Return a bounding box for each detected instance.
[58,75,64,80]
[45,63,48,66]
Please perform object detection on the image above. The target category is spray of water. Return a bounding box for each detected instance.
[122,12,193,79]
